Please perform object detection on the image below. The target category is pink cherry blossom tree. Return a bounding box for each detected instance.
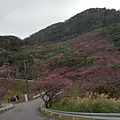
[34,74,72,108]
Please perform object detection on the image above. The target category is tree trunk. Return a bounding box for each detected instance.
[0,100,2,108]
[45,103,49,108]
[49,102,52,108]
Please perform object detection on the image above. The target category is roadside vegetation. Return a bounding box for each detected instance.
[0,79,33,104]
[51,93,120,113]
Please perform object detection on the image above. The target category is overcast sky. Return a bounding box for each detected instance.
[0,0,119,39]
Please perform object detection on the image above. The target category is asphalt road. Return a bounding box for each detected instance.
[0,98,56,120]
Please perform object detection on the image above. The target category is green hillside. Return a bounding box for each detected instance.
[23,8,120,45]
[0,36,22,51]
[0,8,120,101]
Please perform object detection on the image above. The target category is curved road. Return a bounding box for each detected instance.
[0,98,56,120]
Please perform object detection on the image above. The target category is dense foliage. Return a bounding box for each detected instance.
[100,24,120,50]
[0,8,120,104]
[0,36,22,51]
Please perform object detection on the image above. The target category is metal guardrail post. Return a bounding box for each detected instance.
[59,114,62,118]
[51,112,52,115]
[72,116,75,120]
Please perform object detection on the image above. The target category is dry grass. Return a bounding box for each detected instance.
[75,92,120,103]
[50,92,120,113]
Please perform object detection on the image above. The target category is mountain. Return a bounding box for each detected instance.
[0,8,120,98]
[0,35,22,51]
[23,8,120,45]
[0,36,22,66]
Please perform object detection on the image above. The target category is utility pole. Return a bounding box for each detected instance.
[6,58,10,80]
[7,62,10,80]
[24,60,29,100]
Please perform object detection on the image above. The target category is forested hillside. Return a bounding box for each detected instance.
[0,8,120,99]
[23,8,120,45]
[0,36,22,66]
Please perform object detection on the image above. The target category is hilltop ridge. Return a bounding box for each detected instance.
[23,8,120,45]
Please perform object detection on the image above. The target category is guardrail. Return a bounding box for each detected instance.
[33,92,45,99]
[40,103,120,120]
[0,104,13,113]
[33,94,41,99]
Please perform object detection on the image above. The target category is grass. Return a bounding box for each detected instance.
[1,79,34,104]
[50,94,120,113]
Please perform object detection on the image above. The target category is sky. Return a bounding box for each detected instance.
[0,0,120,39]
